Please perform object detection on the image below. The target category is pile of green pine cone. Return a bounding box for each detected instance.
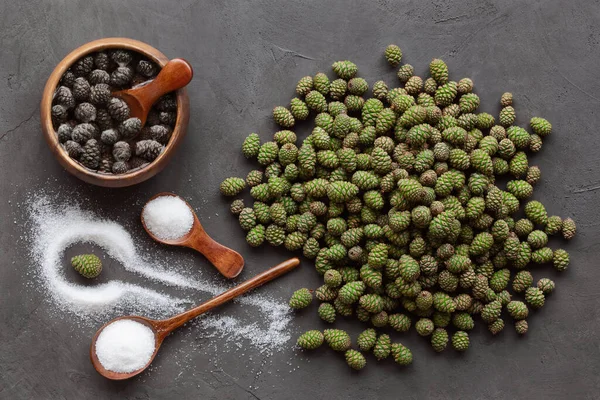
[220,44,576,370]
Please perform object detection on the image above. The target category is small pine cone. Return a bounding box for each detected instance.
[149,124,172,144]
[220,177,245,196]
[89,69,110,85]
[397,64,414,83]
[137,60,157,77]
[51,105,68,125]
[246,224,266,247]
[431,328,449,352]
[135,140,163,161]
[525,287,545,309]
[111,49,133,66]
[63,140,83,159]
[553,249,569,271]
[313,72,330,95]
[526,166,541,185]
[111,161,128,174]
[537,278,555,294]
[372,80,388,100]
[71,253,102,278]
[545,215,563,235]
[128,156,148,170]
[72,55,94,77]
[297,330,324,350]
[74,102,97,123]
[405,76,423,95]
[499,106,516,127]
[60,70,76,88]
[348,77,368,95]
[56,124,73,143]
[345,350,366,370]
[245,170,263,187]
[89,83,111,106]
[94,52,110,70]
[424,78,438,95]
[107,98,131,122]
[100,129,120,145]
[488,318,505,335]
[110,66,133,87]
[155,94,177,111]
[54,86,75,109]
[457,77,474,94]
[430,58,449,85]
[500,92,513,107]
[80,139,101,169]
[305,90,328,112]
[332,60,358,80]
[451,331,469,351]
[296,76,313,96]
[290,98,309,121]
[391,343,413,365]
[159,111,177,126]
[73,77,91,102]
[385,44,402,66]
[230,199,245,215]
[112,141,132,162]
[289,288,312,309]
[529,134,543,152]
[515,319,528,335]
[72,123,96,144]
[507,301,529,320]
[318,303,336,323]
[96,108,113,131]
[99,156,114,173]
[118,118,142,140]
[329,79,347,100]
[273,106,295,128]
[561,218,576,240]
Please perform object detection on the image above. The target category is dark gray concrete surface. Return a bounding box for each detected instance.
[1,0,599,398]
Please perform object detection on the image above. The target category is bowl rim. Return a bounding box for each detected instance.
[40,37,190,187]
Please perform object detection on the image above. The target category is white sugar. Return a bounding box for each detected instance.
[142,195,194,240]
[95,319,155,373]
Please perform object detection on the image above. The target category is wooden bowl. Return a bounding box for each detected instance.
[40,38,190,188]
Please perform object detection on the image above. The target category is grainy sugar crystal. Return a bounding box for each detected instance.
[95,319,155,373]
[142,195,194,240]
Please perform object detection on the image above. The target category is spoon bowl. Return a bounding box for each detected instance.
[141,192,244,278]
[90,258,300,380]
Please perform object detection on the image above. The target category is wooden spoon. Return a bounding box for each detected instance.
[90,257,300,380]
[142,192,244,279]
[112,58,193,126]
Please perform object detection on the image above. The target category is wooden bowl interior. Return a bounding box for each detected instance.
[41,38,190,188]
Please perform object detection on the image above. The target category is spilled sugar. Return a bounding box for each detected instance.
[26,193,291,352]
[142,195,194,240]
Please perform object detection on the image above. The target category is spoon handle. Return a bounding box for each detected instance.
[155,258,300,336]
[133,58,193,109]
[188,224,245,278]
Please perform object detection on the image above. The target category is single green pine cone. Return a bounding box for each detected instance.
[373,333,391,360]
[289,288,313,309]
[388,313,412,332]
[507,180,533,200]
[500,92,513,107]
[305,90,328,112]
[507,300,529,320]
[515,219,534,238]
[452,331,469,351]
[391,343,413,365]
[246,224,265,247]
[553,249,569,271]
[544,215,562,235]
[348,77,369,95]
[405,76,423,95]
[274,130,297,145]
[71,254,102,278]
[315,284,338,302]
[327,181,359,203]
[415,318,435,336]
[297,330,324,350]
[435,81,457,107]
[324,329,351,351]
[273,106,295,128]
[527,230,548,249]
[488,318,505,335]
[524,200,548,226]
[318,303,336,323]
[329,79,347,100]
[359,294,384,313]
[489,269,510,292]
[453,312,474,331]
[371,311,389,328]
[397,64,414,83]
[296,76,313,96]
[265,224,286,246]
[313,72,330,95]
[525,287,545,309]
[430,58,449,85]
[385,44,403,66]
[338,281,366,304]
[345,349,366,370]
[512,270,533,293]
[499,106,516,127]
[357,328,377,351]
[372,80,389,100]
[257,141,279,166]
[530,117,552,137]
[433,292,456,313]
[239,208,257,231]
[323,269,342,287]
[230,199,244,215]
[537,278,555,294]
[245,170,263,187]
[362,98,384,127]
[515,320,528,335]
[290,98,309,121]
[431,328,449,352]
[481,300,502,323]
[220,177,245,196]
[562,218,576,240]
[332,60,358,80]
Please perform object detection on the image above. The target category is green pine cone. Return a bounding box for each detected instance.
[415,318,435,336]
[246,224,265,247]
[71,254,102,278]
[257,141,279,166]
[324,329,352,351]
[507,300,529,320]
[530,117,552,137]
[524,200,548,225]
[435,81,457,107]
[430,58,449,85]
[488,318,505,335]
[391,343,413,365]
[562,218,576,240]
[372,80,389,100]
[273,106,295,128]
[265,224,286,246]
[537,278,555,294]
[332,60,358,80]
[290,98,309,121]
[220,177,245,196]
[323,269,342,287]
[295,76,313,96]
[305,90,328,112]
[375,108,397,135]
[348,77,369,95]
[489,269,510,292]
[525,287,545,309]
[506,180,533,200]
[318,302,336,323]
[431,328,449,352]
[357,328,377,351]
[362,98,384,127]
[527,230,548,249]
[338,281,366,304]
[359,294,384,313]
[452,312,475,331]
[515,320,528,335]
[553,249,569,271]
[345,349,366,370]
[241,133,261,159]
[397,64,414,83]
[499,106,516,127]
[452,331,469,351]
[329,79,348,100]
[398,105,427,127]
[405,76,423,95]
[313,72,330,95]
[327,181,359,203]
[507,126,531,149]
[385,44,403,66]
[289,288,312,309]
[388,313,412,332]
[297,330,323,350]
[433,292,456,313]
[373,333,391,360]
[481,300,502,323]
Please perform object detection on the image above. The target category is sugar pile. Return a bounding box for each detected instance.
[26,193,291,352]
[95,319,156,373]
[142,195,194,240]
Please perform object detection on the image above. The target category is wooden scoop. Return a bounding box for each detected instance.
[112,58,193,126]
[142,192,244,279]
[90,257,300,380]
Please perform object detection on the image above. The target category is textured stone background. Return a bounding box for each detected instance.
[1,0,599,398]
